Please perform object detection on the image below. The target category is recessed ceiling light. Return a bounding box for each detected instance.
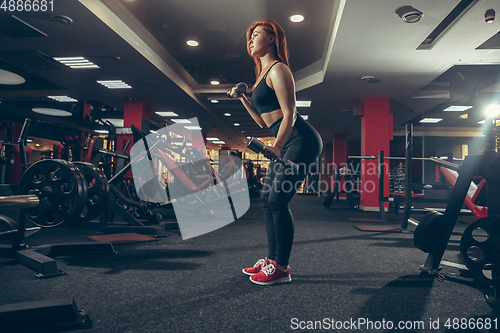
[234,123,240,126]
[0,69,25,85]
[95,130,109,134]
[171,119,191,123]
[290,15,305,23]
[184,126,202,130]
[53,57,99,69]
[444,105,473,112]
[187,40,199,47]
[296,101,311,107]
[206,137,219,141]
[246,136,251,139]
[101,118,124,127]
[224,113,231,117]
[155,111,178,117]
[212,141,226,145]
[360,76,380,84]
[211,100,219,103]
[210,80,220,85]
[301,115,309,120]
[478,120,486,124]
[97,80,132,89]
[459,114,468,119]
[32,107,72,117]
[419,118,442,123]
[35,144,40,147]
[48,96,78,102]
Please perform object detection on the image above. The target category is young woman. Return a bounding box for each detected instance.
[230,19,323,285]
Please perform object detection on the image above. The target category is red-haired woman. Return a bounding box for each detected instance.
[230,19,323,285]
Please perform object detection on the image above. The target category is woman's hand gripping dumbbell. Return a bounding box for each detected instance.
[246,137,299,174]
[227,82,248,98]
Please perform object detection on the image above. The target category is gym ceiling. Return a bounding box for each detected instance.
[0,0,499,152]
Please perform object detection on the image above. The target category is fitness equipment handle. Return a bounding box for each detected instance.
[227,82,248,98]
[246,137,299,171]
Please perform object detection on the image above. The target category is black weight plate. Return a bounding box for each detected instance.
[460,216,500,289]
[72,162,109,224]
[413,211,446,253]
[18,159,87,228]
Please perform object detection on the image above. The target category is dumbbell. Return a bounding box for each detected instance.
[227,82,248,98]
[246,137,299,174]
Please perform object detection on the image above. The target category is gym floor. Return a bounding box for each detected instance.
[0,195,497,333]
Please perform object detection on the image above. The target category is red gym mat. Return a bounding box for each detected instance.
[346,217,382,222]
[88,233,158,244]
[354,225,401,232]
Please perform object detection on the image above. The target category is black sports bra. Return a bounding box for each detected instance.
[249,62,281,114]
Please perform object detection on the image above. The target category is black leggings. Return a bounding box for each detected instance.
[261,115,323,266]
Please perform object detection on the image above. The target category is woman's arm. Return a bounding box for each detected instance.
[266,63,296,156]
[229,88,267,128]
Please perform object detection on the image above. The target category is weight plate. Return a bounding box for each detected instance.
[18,159,88,228]
[72,162,109,224]
[460,216,500,289]
[413,210,446,253]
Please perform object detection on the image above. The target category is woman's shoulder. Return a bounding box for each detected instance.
[269,62,292,79]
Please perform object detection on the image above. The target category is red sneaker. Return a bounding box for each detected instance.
[242,258,271,276]
[249,261,291,285]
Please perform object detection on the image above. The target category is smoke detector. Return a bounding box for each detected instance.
[396,6,423,23]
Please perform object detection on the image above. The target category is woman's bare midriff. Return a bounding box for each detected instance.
[262,109,284,128]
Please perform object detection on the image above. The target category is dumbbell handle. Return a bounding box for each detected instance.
[246,137,299,171]
[227,82,248,98]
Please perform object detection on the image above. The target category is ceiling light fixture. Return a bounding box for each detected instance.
[210,80,220,85]
[187,40,199,47]
[155,111,178,117]
[184,126,202,130]
[296,101,311,107]
[211,100,219,104]
[396,6,423,23]
[224,113,231,117]
[289,15,305,23]
[485,103,500,118]
[171,119,191,123]
[420,118,442,123]
[97,80,132,89]
[206,137,220,141]
[52,15,73,25]
[95,130,109,134]
[360,76,380,84]
[32,107,72,117]
[443,105,473,111]
[234,123,240,126]
[212,141,226,145]
[48,96,78,102]
[54,57,99,69]
[301,115,309,120]
[0,69,25,85]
